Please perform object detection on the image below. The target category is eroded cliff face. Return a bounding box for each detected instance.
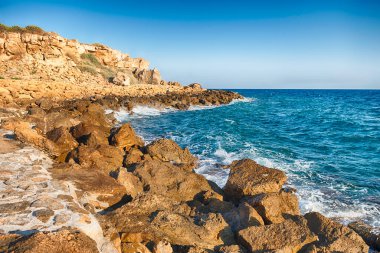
[0,31,162,85]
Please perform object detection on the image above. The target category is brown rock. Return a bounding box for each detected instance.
[110,123,144,150]
[217,245,246,253]
[124,147,144,167]
[113,167,144,197]
[46,126,78,160]
[245,190,300,224]
[304,212,369,253]
[146,139,197,170]
[348,221,380,251]
[69,144,124,173]
[223,159,287,201]
[153,240,173,253]
[32,209,54,223]
[238,216,317,253]
[134,160,218,202]
[71,122,109,147]
[0,201,30,214]
[121,242,151,253]
[5,229,99,253]
[223,202,264,232]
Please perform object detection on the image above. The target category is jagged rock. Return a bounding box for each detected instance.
[113,167,143,198]
[304,212,369,253]
[46,126,78,161]
[348,221,380,251]
[238,216,317,253]
[3,229,99,253]
[187,83,203,89]
[217,245,246,253]
[153,240,173,253]
[223,159,287,201]
[69,144,124,173]
[244,190,300,224]
[112,72,131,86]
[133,68,161,85]
[71,122,109,147]
[223,202,264,232]
[122,242,151,253]
[133,160,219,202]
[110,123,144,151]
[124,147,144,167]
[146,139,197,170]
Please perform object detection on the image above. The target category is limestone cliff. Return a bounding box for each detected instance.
[0,25,163,85]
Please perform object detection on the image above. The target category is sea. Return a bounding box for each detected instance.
[115,89,380,231]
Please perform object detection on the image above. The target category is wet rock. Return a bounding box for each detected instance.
[32,208,54,223]
[223,159,287,201]
[237,216,317,253]
[146,139,197,170]
[348,221,380,251]
[110,123,144,151]
[244,190,300,224]
[304,212,369,253]
[134,160,219,202]
[5,229,99,253]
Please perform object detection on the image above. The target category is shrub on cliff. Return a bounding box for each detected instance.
[80,53,102,68]
[0,23,45,35]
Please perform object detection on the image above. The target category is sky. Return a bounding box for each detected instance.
[1,0,380,89]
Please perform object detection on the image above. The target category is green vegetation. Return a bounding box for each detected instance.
[0,23,46,35]
[92,43,104,47]
[11,77,21,80]
[0,76,4,79]
[79,53,115,80]
[78,65,98,75]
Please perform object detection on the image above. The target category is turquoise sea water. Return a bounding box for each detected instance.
[117,90,380,230]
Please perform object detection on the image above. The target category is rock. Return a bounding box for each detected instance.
[223,202,264,232]
[124,147,144,167]
[304,212,369,253]
[70,122,109,147]
[5,229,99,253]
[244,190,300,224]
[223,159,287,201]
[113,167,144,197]
[187,83,203,90]
[112,72,131,86]
[153,240,173,253]
[121,242,151,253]
[46,126,78,161]
[32,209,54,223]
[237,216,317,253]
[110,123,144,151]
[146,139,197,170]
[133,160,219,202]
[69,144,124,173]
[217,245,246,253]
[348,221,380,251]
[0,201,30,214]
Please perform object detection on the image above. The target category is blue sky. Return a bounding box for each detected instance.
[1,0,380,89]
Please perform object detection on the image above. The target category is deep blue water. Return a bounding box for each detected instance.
[117,89,380,229]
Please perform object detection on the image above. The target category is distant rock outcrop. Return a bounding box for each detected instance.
[0,24,163,85]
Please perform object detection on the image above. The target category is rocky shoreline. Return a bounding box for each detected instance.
[0,90,379,253]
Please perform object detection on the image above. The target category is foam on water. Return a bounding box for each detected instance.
[121,90,380,231]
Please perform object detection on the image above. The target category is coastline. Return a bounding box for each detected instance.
[0,90,378,252]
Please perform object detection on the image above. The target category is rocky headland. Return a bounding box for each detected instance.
[0,25,379,253]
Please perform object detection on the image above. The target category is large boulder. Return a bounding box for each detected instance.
[110,123,144,151]
[46,126,78,161]
[223,202,265,232]
[69,144,124,173]
[223,159,287,201]
[71,122,109,147]
[304,212,369,253]
[348,221,380,251]
[112,167,144,198]
[146,139,197,171]
[3,229,99,253]
[112,72,131,86]
[237,216,317,253]
[133,160,219,202]
[244,190,300,224]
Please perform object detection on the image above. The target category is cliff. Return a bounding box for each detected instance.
[0,25,162,85]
